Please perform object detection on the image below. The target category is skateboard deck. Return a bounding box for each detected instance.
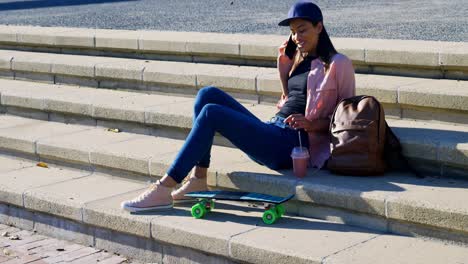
[185,190,294,224]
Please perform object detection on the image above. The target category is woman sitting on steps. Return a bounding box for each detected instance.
[121,0,355,212]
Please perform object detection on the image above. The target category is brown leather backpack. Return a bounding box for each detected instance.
[327,95,386,175]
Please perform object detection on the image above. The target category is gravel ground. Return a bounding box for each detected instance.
[0,0,466,42]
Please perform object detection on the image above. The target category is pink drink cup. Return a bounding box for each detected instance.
[291,147,309,178]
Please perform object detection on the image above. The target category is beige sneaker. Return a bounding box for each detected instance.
[171,176,208,203]
[121,180,173,213]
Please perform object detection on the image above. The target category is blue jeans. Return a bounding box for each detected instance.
[166,86,309,183]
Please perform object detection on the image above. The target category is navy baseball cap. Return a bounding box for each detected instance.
[278,1,323,26]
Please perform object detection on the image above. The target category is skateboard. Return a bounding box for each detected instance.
[184,190,294,225]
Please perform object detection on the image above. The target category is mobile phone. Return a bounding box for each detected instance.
[285,35,297,60]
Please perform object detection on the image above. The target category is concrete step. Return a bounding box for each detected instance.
[0,115,467,245]
[0,78,272,147]
[0,51,467,125]
[0,25,466,80]
[0,154,467,263]
[0,79,466,178]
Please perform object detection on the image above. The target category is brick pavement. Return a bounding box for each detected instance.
[0,223,136,264]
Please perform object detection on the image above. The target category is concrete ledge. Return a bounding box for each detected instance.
[0,115,468,241]
[11,52,52,73]
[0,25,466,79]
[0,25,17,43]
[0,51,13,70]
[0,155,468,263]
[398,79,468,111]
[143,61,197,87]
[0,79,467,173]
[0,119,89,154]
[95,29,140,51]
[0,51,466,116]
[0,203,233,263]
[323,234,468,264]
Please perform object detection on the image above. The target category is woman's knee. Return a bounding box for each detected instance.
[194,86,222,113]
[196,86,222,102]
[199,103,223,120]
[196,103,233,130]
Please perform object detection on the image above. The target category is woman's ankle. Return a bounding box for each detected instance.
[191,166,208,179]
[159,174,178,188]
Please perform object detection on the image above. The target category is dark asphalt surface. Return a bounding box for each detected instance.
[0,0,466,42]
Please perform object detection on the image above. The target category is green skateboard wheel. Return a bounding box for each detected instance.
[262,209,278,225]
[275,204,285,217]
[191,203,206,219]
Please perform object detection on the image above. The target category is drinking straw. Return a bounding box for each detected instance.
[298,131,302,148]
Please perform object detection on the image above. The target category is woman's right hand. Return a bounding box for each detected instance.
[278,39,295,96]
[277,40,294,76]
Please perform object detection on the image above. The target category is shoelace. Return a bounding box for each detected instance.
[133,182,159,202]
[179,178,194,191]
[176,178,204,194]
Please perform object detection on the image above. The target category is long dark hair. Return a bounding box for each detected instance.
[312,21,337,65]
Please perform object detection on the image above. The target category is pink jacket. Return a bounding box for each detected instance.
[306,54,356,168]
[279,53,356,168]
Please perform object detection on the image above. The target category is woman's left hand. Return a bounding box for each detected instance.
[284,114,314,132]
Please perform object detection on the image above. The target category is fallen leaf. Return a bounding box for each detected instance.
[37,162,48,168]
